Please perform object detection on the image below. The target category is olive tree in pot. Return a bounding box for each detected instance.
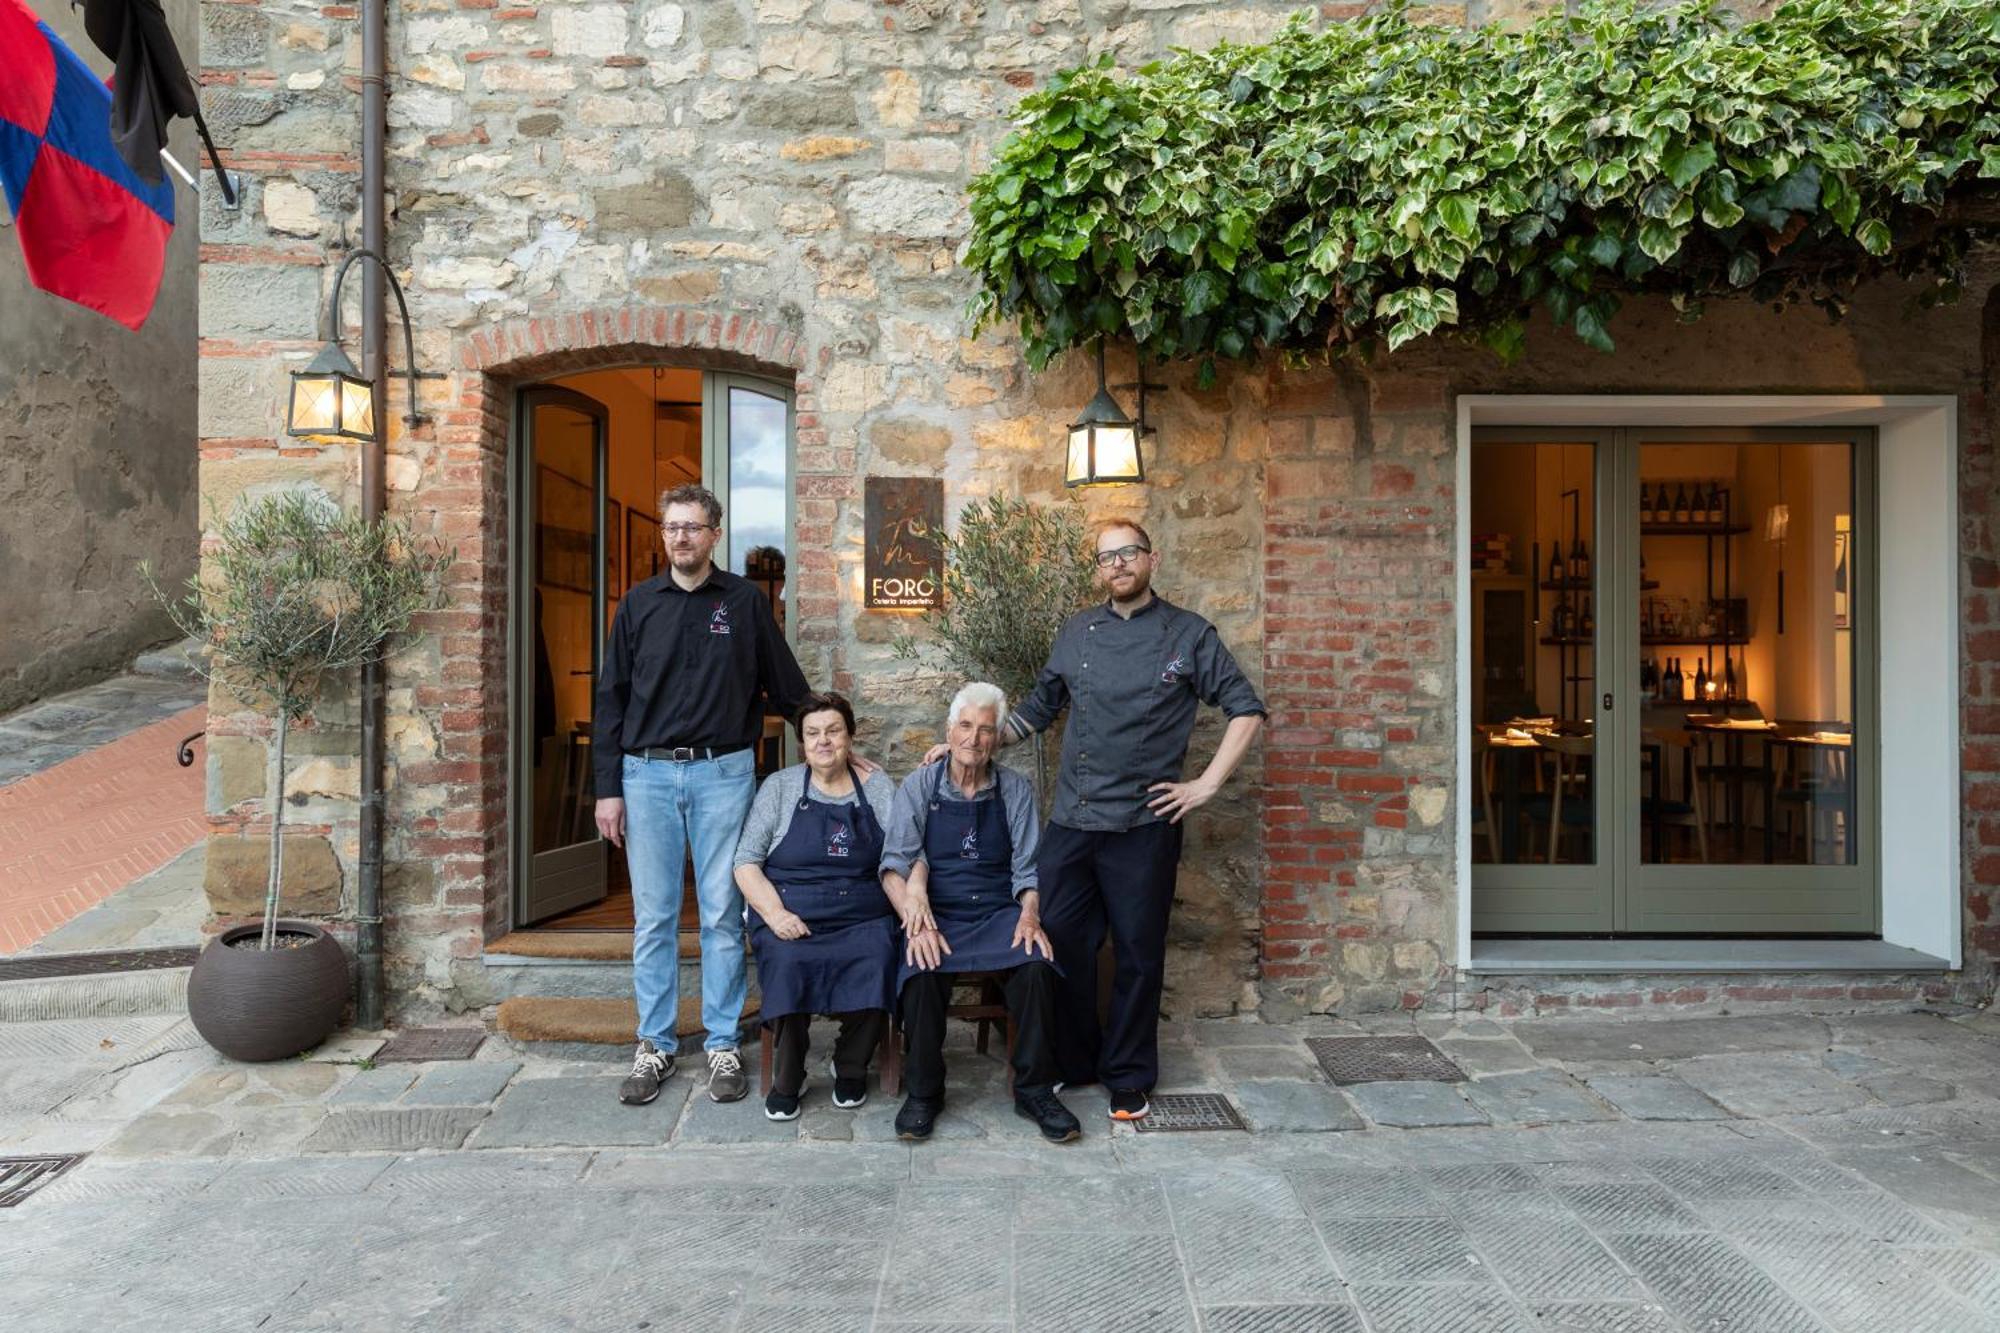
[892,495,1099,805]
[147,491,450,1061]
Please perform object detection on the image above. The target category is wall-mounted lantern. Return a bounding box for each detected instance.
[1065,339,1156,488]
[286,248,427,442]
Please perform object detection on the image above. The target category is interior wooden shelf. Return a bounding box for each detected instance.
[1640,523,1750,536]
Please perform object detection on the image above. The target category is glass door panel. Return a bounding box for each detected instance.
[517,387,611,925]
[708,374,795,777]
[1470,434,1615,933]
[1628,431,1874,934]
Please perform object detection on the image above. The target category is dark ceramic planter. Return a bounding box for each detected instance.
[187,922,351,1062]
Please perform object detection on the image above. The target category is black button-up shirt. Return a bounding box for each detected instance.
[1010,595,1266,831]
[593,565,809,798]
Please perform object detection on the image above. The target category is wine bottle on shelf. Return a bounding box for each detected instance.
[1640,482,1653,524]
[1580,595,1594,636]
[1693,659,1709,700]
[1551,601,1570,638]
[1576,538,1591,582]
[1723,656,1737,701]
[1665,657,1681,701]
[1548,544,1564,585]
[1640,656,1656,703]
[1673,482,1691,524]
[1707,483,1723,525]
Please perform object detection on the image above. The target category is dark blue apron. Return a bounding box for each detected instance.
[749,768,896,1021]
[895,762,1061,995]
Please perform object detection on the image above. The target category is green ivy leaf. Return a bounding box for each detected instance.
[1855,217,1893,255]
[1663,141,1716,189]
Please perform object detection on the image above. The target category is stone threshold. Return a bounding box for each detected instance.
[485,930,696,964]
[1466,937,1951,974]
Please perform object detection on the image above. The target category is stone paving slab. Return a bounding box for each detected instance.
[300,1106,487,1153]
[1230,1078,1365,1132]
[1346,1079,1489,1127]
[1350,1283,1534,1333]
[470,1073,682,1149]
[1461,1070,1618,1125]
[1513,1015,1831,1062]
[1672,1052,1870,1118]
[1582,1074,1734,1121]
[328,1066,418,1104]
[1201,1305,1364,1333]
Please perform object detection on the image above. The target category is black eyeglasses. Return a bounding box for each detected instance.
[662,522,717,537]
[1093,544,1151,568]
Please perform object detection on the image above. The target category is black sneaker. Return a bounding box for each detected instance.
[829,1060,867,1109]
[1108,1088,1150,1121]
[895,1095,943,1140]
[618,1040,674,1105]
[766,1079,806,1122]
[1015,1088,1082,1143]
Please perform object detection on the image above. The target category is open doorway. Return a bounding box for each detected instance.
[512,365,794,932]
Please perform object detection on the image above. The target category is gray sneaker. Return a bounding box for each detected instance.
[619,1040,674,1105]
[707,1047,748,1103]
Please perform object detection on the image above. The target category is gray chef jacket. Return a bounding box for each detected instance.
[1006,595,1265,831]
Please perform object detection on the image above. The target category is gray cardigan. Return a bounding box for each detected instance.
[732,764,897,869]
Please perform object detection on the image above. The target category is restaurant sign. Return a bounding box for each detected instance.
[864,476,943,610]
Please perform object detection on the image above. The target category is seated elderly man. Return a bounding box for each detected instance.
[880,682,1081,1143]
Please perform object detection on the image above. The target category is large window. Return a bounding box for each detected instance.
[1469,429,1875,936]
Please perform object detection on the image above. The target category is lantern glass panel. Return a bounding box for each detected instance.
[342,376,376,438]
[291,375,341,435]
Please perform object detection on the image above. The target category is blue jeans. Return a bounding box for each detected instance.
[622,748,757,1054]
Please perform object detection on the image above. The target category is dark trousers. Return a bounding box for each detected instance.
[899,960,1060,1101]
[1036,820,1185,1092]
[767,1010,885,1096]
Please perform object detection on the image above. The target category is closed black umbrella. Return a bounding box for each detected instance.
[71,0,236,202]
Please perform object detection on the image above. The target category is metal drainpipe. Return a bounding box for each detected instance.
[355,0,388,1029]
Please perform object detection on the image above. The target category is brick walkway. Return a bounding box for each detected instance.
[0,705,208,954]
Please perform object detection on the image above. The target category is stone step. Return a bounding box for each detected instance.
[0,965,191,1023]
[131,637,204,680]
[491,993,763,1064]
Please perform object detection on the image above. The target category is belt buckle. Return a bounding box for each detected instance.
[670,745,697,762]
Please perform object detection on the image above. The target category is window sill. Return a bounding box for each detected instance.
[1466,938,1949,975]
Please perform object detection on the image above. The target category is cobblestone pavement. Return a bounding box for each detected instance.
[4,1008,2000,1331]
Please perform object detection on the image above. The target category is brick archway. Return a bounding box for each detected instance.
[421,306,834,945]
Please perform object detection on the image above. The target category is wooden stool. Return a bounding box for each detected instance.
[753,971,1016,1097]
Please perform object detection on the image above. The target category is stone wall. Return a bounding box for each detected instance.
[0,0,200,714]
[195,0,1998,1018]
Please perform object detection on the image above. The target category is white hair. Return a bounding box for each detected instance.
[947,681,1008,735]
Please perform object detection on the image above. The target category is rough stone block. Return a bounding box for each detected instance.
[595,170,701,231]
[203,833,343,916]
[301,1106,487,1152]
[743,88,858,129]
[470,1074,680,1147]
[205,734,268,810]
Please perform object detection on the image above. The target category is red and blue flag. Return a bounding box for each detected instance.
[1,0,174,330]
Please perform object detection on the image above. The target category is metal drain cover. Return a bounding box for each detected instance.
[1307,1035,1465,1085]
[375,1027,485,1063]
[0,1154,85,1207]
[0,948,199,982]
[1131,1092,1246,1133]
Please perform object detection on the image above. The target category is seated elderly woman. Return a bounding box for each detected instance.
[880,682,1081,1143]
[733,691,901,1121]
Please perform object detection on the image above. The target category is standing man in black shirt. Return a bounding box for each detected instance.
[595,484,809,1107]
[1005,519,1265,1121]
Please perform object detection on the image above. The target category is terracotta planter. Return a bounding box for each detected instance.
[187,922,351,1062]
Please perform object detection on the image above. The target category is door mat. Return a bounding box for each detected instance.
[0,1154,85,1207]
[1306,1035,1465,1085]
[0,948,198,982]
[1130,1092,1246,1132]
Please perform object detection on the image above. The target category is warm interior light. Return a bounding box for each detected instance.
[342,376,375,438]
[1090,423,1140,480]
[290,375,340,434]
[1764,502,1790,542]
[287,340,376,441]
[1064,346,1146,488]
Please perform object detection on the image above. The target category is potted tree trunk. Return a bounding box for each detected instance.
[148,491,449,1061]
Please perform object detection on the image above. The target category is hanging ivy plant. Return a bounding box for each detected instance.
[963,0,2000,381]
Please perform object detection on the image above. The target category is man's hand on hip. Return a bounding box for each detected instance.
[594,797,626,847]
[1146,776,1219,824]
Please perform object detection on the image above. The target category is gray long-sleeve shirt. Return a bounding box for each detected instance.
[1007,595,1266,831]
[880,760,1040,899]
[732,764,897,868]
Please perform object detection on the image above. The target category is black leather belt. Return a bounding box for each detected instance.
[633,742,752,762]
